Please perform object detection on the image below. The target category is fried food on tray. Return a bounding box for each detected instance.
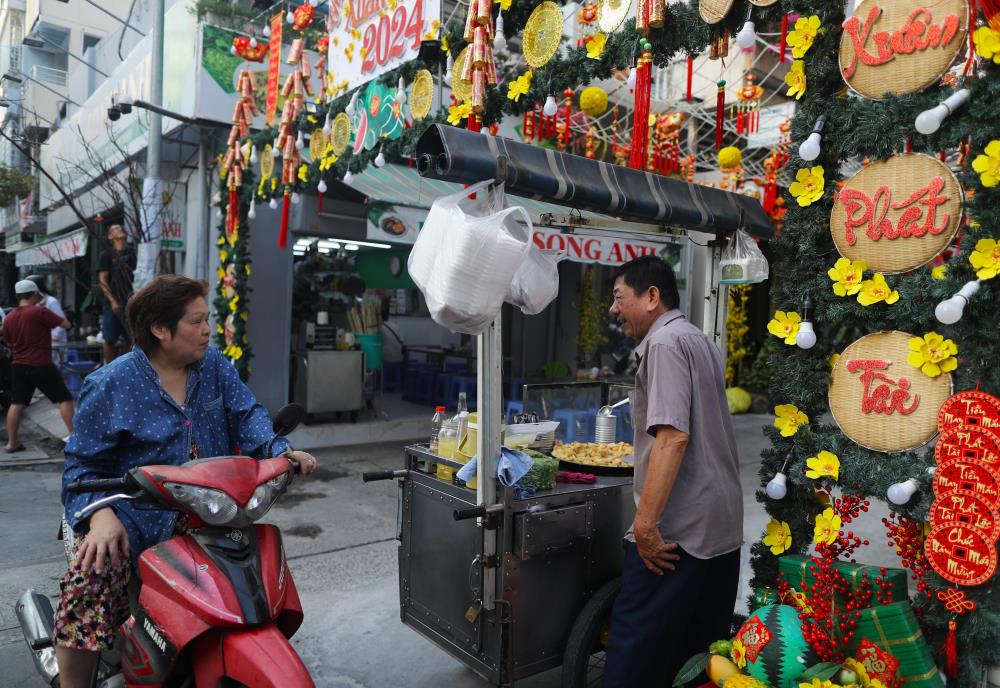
[551,441,634,467]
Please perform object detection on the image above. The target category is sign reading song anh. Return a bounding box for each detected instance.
[326,0,441,93]
[829,331,953,452]
[830,154,962,274]
[839,0,968,99]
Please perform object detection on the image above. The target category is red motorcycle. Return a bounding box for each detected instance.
[15,406,315,688]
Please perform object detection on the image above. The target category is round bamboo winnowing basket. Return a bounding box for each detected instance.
[829,331,953,452]
[750,0,778,5]
[830,154,963,274]
[699,0,734,24]
[839,0,968,100]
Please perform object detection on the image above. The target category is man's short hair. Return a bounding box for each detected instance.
[126,275,209,352]
[613,255,679,310]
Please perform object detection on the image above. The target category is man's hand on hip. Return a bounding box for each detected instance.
[633,520,680,575]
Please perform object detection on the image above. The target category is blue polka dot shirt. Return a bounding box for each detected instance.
[61,345,291,566]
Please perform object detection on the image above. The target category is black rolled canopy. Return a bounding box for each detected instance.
[415,124,775,240]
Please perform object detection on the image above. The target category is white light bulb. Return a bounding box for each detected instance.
[286,9,295,23]
[248,199,256,219]
[346,92,358,118]
[935,280,980,324]
[543,95,558,117]
[736,20,756,49]
[766,472,787,500]
[308,0,318,6]
[230,45,237,56]
[494,13,507,52]
[344,170,354,183]
[627,68,636,88]
[317,178,328,193]
[397,76,405,102]
[374,151,386,168]
[240,141,250,159]
[263,24,271,37]
[249,144,258,164]
[295,131,304,150]
[887,478,919,505]
[795,321,817,349]
[915,88,970,135]
[249,37,258,48]
[322,115,332,135]
[799,132,822,162]
[268,197,278,209]
[445,54,454,84]
[291,192,301,204]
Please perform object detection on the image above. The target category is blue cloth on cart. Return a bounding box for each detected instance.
[457,447,534,490]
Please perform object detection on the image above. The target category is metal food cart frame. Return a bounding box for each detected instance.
[362,124,774,687]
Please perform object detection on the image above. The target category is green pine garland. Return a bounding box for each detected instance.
[214,166,256,381]
[751,2,1000,685]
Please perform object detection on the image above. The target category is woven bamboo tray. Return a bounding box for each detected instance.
[699,0,734,24]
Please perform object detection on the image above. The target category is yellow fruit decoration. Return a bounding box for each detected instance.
[579,86,608,117]
[721,675,771,688]
[718,146,742,170]
[707,655,742,686]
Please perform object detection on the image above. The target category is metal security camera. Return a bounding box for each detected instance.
[107,105,121,121]
[118,94,133,114]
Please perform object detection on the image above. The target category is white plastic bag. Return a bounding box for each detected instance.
[505,246,561,315]
[719,226,769,284]
[409,179,533,334]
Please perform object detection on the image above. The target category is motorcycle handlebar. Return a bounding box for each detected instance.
[453,505,487,521]
[67,477,130,493]
[363,470,401,482]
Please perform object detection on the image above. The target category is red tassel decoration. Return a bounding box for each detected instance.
[779,14,789,63]
[941,619,958,677]
[226,187,239,240]
[686,55,693,103]
[278,190,291,249]
[984,0,1000,29]
[467,112,481,132]
[629,41,653,169]
[715,80,726,149]
[964,0,978,76]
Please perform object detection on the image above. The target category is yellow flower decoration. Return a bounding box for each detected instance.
[220,249,229,263]
[731,638,748,669]
[763,518,792,555]
[216,267,226,280]
[931,264,948,280]
[586,32,607,59]
[798,679,843,688]
[813,507,841,546]
[216,324,224,334]
[726,675,770,688]
[805,450,840,481]
[828,353,840,369]
[789,165,825,207]
[973,140,1000,188]
[718,146,742,170]
[499,0,512,9]
[767,311,802,345]
[827,257,867,296]
[857,273,899,306]
[844,658,886,688]
[970,238,1000,280]
[441,34,450,54]
[787,15,822,58]
[974,25,1000,64]
[907,332,958,378]
[507,71,533,102]
[785,60,807,100]
[297,164,309,183]
[225,344,244,360]
[448,101,472,126]
[774,404,808,437]
[229,295,240,313]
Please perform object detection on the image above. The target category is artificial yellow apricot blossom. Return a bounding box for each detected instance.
[785,60,807,100]
[972,140,1000,188]
[907,332,958,378]
[507,71,533,102]
[856,273,899,306]
[973,25,1000,64]
[447,100,472,126]
[763,518,792,555]
[969,238,1000,280]
[789,165,825,206]
[931,264,948,280]
[813,507,842,546]
[768,311,802,345]
[827,257,867,296]
[787,15,822,58]
[586,32,607,59]
[805,450,840,481]
[774,404,808,437]
[798,679,844,688]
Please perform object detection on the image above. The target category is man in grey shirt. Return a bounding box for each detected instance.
[603,255,743,687]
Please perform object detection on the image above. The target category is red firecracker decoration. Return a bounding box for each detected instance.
[560,88,574,151]
[222,70,259,242]
[779,13,789,63]
[715,79,726,149]
[273,38,312,248]
[629,39,653,170]
[461,0,498,114]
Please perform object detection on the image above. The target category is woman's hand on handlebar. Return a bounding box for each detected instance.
[75,508,129,575]
[286,450,318,475]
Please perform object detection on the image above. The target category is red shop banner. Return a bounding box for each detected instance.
[531,228,667,266]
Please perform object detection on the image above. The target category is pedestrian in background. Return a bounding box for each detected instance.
[98,224,136,364]
[27,274,68,358]
[0,279,74,452]
[603,255,743,687]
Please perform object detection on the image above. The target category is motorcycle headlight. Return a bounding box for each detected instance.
[164,483,240,526]
[245,471,291,521]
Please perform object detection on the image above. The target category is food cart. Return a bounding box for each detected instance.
[362,124,775,687]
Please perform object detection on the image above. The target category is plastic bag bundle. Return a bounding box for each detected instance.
[409,179,532,334]
[505,246,562,315]
[719,226,769,284]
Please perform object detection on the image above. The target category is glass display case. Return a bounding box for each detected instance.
[520,380,635,444]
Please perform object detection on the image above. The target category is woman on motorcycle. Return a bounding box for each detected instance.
[54,274,318,688]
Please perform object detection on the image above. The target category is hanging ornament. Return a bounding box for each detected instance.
[221,70,260,243]
[259,144,274,180]
[494,11,507,52]
[410,69,434,120]
[273,36,312,248]
[523,109,536,143]
[735,73,763,135]
[292,3,314,31]
[268,197,278,209]
[585,126,597,158]
[580,86,609,116]
[450,46,473,103]
[523,2,563,69]
[735,6,756,49]
[715,79,726,149]
[597,0,633,33]
[685,54,694,102]
[629,39,653,170]
[248,197,257,219]
[459,0,500,114]
[232,36,268,62]
[330,112,352,155]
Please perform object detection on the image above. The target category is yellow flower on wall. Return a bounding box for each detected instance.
[762,518,792,555]
[767,311,801,345]
[972,140,1000,187]
[787,15,821,58]
[931,264,948,280]
[969,238,1000,280]
[907,332,958,378]
[448,101,472,125]
[789,165,825,206]
[805,450,840,481]
[785,60,807,100]
[586,32,607,59]
[507,71,533,102]
[827,257,867,296]
[774,403,808,437]
[856,273,899,306]
[813,507,841,546]
[973,25,1000,64]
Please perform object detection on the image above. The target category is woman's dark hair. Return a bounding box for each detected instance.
[126,275,209,352]
[612,255,679,310]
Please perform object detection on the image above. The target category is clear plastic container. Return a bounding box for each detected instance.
[436,419,459,481]
[429,405,446,453]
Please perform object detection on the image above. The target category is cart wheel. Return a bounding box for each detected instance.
[561,577,621,688]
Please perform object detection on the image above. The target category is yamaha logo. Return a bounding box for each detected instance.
[143,617,167,653]
[229,529,243,543]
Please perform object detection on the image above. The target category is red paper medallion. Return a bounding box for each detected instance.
[855,638,900,687]
[938,390,1000,433]
[929,491,1000,540]
[933,461,1000,506]
[925,522,999,586]
[736,615,772,663]
[935,424,1000,470]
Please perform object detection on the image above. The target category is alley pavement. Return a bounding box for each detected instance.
[0,414,901,687]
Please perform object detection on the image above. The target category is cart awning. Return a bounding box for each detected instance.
[416,124,775,239]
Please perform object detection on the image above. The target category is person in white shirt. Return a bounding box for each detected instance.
[27,275,68,353]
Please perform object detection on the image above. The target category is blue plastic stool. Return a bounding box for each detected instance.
[403,366,435,405]
[553,410,595,442]
[507,377,527,401]
[382,362,402,393]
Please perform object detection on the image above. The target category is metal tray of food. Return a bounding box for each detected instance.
[551,442,635,476]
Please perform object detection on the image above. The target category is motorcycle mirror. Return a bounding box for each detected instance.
[273,404,306,437]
